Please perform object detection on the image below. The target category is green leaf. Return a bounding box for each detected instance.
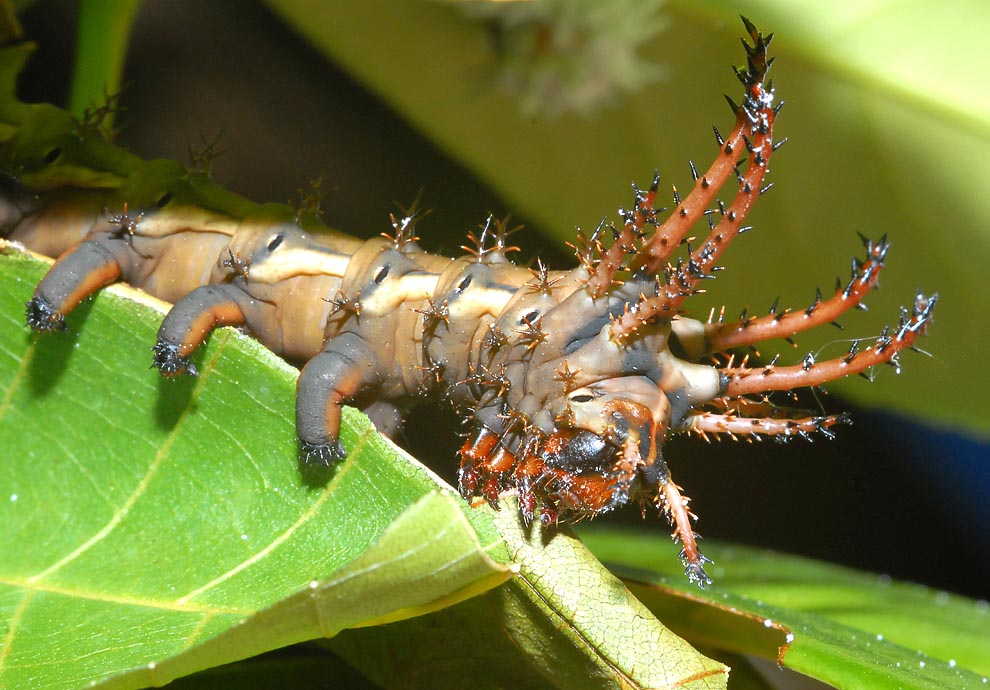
[329,498,727,690]
[95,491,512,690]
[579,527,990,689]
[264,0,990,435]
[0,244,511,690]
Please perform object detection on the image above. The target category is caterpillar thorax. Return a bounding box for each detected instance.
[2,20,936,587]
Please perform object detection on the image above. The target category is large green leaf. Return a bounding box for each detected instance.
[265,0,989,435]
[0,245,512,689]
[579,527,990,689]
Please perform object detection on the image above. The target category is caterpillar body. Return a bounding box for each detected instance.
[0,20,936,587]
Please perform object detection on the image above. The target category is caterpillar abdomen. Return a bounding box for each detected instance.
[2,19,937,587]
[0,183,106,258]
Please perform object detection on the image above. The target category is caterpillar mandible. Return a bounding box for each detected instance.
[1,18,936,587]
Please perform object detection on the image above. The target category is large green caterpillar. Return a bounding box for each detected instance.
[0,19,936,586]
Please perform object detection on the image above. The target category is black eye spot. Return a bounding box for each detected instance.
[43,148,61,164]
[569,394,594,404]
[374,263,390,284]
[156,192,173,208]
[267,234,284,251]
[519,309,539,325]
[456,275,472,293]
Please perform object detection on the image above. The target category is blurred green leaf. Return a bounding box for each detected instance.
[69,0,141,130]
[579,527,990,689]
[266,0,990,435]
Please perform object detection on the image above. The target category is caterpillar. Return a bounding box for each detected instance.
[0,19,936,587]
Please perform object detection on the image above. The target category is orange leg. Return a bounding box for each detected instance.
[153,284,250,377]
[26,240,127,331]
[458,427,499,500]
[659,480,712,587]
[295,332,383,467]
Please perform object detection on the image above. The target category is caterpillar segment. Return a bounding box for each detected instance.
[16,160,249,332]
[0,181,108,259]
[153,214,362,377]
[1,183,114,330]
[3,18,938,587]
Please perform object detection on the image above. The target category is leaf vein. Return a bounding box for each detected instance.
[27,339,229,583]
[173,428,375,604]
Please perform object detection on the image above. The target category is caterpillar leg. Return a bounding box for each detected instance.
[621,425,712,587]
[153,284,252,377]
[296,332,383,467]
[458,427,519,508]
[26,239,130,331]
[458,427,497,501]
[658,475,712,587]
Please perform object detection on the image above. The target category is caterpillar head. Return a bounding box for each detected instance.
[459,271,723,523]
[537,375,671,515]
